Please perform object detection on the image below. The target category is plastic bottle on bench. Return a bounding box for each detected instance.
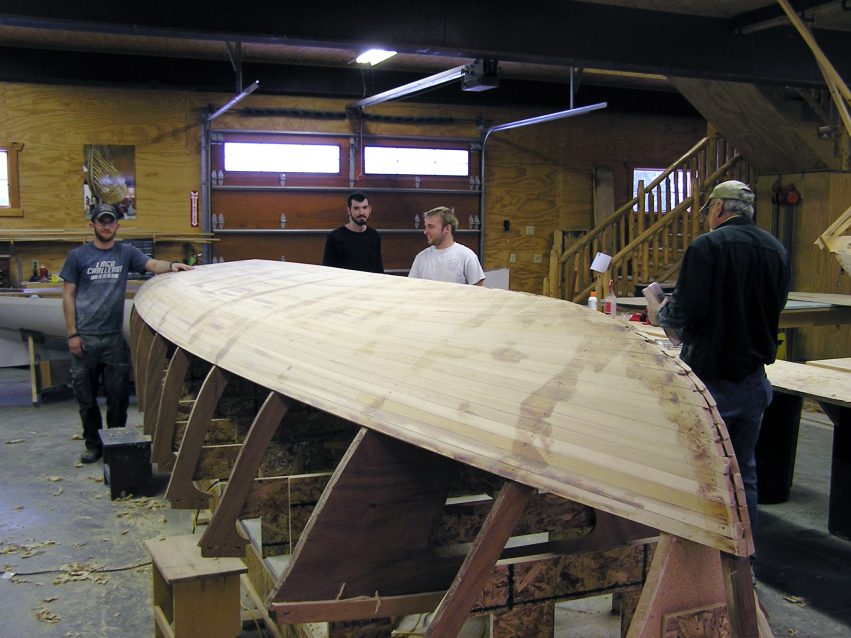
[604,279,617,316]
[587,291,598,312]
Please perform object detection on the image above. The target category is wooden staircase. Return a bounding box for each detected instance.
[546,127,754,304]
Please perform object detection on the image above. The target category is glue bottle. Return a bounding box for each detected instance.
[587,291,598,312]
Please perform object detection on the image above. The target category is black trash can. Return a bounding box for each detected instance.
[755,393,803,504]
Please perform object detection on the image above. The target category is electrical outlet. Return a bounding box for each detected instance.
[533,254,543,264]
[509,253,517,263]
[525,225,535,236]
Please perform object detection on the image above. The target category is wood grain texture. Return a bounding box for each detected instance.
[135,260,752,556]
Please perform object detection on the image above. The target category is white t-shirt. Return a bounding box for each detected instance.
[408,242,485,285]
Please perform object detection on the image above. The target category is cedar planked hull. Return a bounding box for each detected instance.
[133,259,751,557]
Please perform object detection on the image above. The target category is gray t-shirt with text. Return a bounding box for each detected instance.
[60,242,149,335]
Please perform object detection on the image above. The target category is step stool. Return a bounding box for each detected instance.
[98,427,152,499]
[145,534,247,638]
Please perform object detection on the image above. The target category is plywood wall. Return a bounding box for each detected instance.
[0,82,205,276]
[756,172,851,361]
[482,112,705,292]
[2,81,704,293]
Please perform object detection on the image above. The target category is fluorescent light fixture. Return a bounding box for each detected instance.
[355,49,397,66]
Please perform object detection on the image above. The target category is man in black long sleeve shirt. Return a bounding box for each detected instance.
[322,191,384,273]
[650,180,790,541]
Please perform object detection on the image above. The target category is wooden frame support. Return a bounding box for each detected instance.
[142,332,169,436]
[269,428,457,623]
[166,365,230,509]
[132,317,156,414]
[626,533,768,638]
[151,348,194,470]
[151,347,191,468]
[424,480,534,638]
[201,391,289,557]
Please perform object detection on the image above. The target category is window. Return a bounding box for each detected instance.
[633,168,691,212]
[223,142,340,173]
[0,142,23,216]
[364,146,469,176]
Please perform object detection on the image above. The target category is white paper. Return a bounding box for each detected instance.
[590,252,612,273]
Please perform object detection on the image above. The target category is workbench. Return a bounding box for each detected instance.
[629,320,851,539]
[617,293,851,329]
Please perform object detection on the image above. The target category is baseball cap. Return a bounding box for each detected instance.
[92,203,120,223]
[700,180,754,213]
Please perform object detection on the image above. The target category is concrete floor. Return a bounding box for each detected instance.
[1,366,849,637]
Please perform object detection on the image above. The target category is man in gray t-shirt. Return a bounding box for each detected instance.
[61,203,192,464]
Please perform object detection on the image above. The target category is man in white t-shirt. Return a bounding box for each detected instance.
[408,207,485,286]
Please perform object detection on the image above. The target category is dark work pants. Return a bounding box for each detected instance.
[703,367,772,539]
[69,333,131,450]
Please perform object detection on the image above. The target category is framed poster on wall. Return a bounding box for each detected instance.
[83,144,136,220]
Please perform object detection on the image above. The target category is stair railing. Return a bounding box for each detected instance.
[551,128,751,303]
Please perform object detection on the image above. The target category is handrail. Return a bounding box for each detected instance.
[560,136,709,267]
[551,126,751,303]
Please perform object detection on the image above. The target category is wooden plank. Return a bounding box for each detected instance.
[765,359,851,408]
[166,366,231,508]
[144,534,246,583]
[720,553,759,638]
[787,291,851,307]
[271,592,447,625]
[424,481,534,638]
[202,391,290,557]
[806,357,851,374]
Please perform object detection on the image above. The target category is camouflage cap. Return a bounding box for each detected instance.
[700,180,754,213]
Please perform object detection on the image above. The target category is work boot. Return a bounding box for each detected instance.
[80,448,102,464]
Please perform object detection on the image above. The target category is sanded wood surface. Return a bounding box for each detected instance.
[765,360,851,408]
[134,259,751,556]
[806,357,851,374]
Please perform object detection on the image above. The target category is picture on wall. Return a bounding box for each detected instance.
[82,144,137,220]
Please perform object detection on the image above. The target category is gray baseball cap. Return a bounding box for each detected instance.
[700,180,754,213]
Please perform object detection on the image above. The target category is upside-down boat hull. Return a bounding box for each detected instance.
[133,259,751,557]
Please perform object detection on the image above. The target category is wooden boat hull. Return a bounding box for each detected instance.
[134,259,750,558]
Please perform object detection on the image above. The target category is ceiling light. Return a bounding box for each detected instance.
[355,49,397,66]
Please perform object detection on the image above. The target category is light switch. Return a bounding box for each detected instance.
[525,225,535,235]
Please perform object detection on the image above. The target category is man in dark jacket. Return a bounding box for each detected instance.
[649,180,791,538]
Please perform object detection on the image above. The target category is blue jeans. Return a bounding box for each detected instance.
[69,333,131,450]
[703,367,772,537]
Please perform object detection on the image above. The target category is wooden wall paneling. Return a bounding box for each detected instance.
[194,443,242,480]
[593,167,615,228]
[755,172,851,360]
[211,190,479,231]
[201,391,290,558]
[214,231,480,272]
[2,81,708,294]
